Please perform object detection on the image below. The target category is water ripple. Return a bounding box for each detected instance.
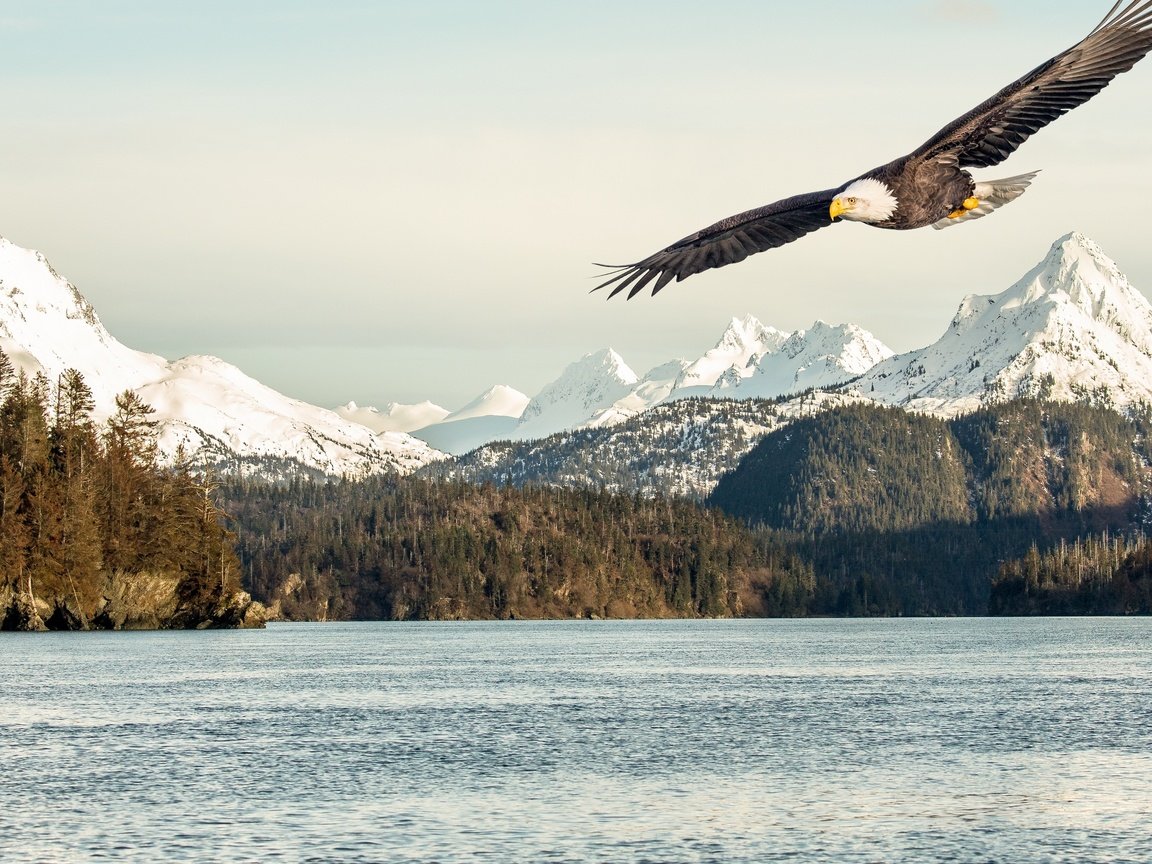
[1,619,1150,862]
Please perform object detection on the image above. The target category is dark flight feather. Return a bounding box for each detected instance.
[593,190,839,299]
[913,0,1152,169]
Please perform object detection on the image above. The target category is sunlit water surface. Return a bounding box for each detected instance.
[1,619,1150,863]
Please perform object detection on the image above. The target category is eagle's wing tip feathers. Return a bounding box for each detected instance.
[592,260,672,300]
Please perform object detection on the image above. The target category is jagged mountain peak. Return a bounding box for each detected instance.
[677,315,790,392]
[0,237,99,328]
[715,314,788,355]
[1,235,445,476]
[951,231,1147,335]
[581,347,640,382]
[856,230,1152,415]
[1,238,171,416]
[718,319,893,400]
[513,348,640,439]
[536,348,639,392]
[780,320,865,356]
[1043,231,1129,289]
[718,313,778,349]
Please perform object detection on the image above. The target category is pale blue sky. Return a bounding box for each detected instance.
[3,1,1151,409]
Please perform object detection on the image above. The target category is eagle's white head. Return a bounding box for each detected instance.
[830,178,898,223]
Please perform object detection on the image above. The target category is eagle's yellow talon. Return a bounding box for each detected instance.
[947,197,981,220]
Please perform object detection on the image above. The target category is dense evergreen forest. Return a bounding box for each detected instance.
[710,400,1152,615]
[220,477,817,620]
[0,350,262,630]
[222,398,1152,620]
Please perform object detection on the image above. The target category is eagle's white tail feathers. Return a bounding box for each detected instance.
[931,171,1041,230]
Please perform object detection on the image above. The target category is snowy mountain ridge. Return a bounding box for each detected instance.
[392,313,895,448]
[0,236,445,477]
[429,231,1152,498]
[7,230,1152,484]
[851,232,1152,414]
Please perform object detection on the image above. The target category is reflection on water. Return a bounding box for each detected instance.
[2,619,1150,863]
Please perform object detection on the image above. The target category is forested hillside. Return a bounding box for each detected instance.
[221,477,817,620]
[429,393,865,499]
[216,398,1152,620]
[0,350,262,630]
[709,400,1152,614]
[992,534,1152,615]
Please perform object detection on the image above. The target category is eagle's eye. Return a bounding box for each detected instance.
[847,197,858,205]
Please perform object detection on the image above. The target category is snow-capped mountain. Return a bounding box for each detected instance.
[852,232,1152,415]
[441,384,530,423]
[0,239,171,404]
[134,356,443,476]
[714,321,894,399]
[495,317,892,440]
[408,385,530,456]
[675,314,790,394]
[11,228,1152,482]
[590,359,693,428]
[430,231,1152,497]
[335,400,449,434]
[0,236,444,477]
[512,348,640,441]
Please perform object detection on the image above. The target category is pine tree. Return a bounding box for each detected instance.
[99,390,159,572]
[49,370,103,620]
[0,455,29,600]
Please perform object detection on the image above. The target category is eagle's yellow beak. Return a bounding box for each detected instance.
[829,197,849,221]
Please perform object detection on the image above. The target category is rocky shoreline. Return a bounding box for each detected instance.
[1,576,267,632]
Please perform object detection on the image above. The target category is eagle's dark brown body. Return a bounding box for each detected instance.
[863,159,976,230]
[596,0,1152,299]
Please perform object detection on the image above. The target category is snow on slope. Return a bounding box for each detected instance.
[0,236,444,476]
[442,390,878,499]
[13,229,1151,477]
[138,356,442,476]
[717,321,894,400]
[335,400,449,434]
[521,319,892,436]
[442,385,529,422]
[0,237,169,411]
[591,359,693,428]
[406,385,530,456]
[513,348,639,441]
[674,314,789,394]
[409,415,521,457]
[852,232,1152,415]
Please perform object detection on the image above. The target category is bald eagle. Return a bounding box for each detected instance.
[596,1,1152,299]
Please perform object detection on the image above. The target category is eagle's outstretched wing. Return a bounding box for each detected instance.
[913,0,1152,169]
[594,189,839,300]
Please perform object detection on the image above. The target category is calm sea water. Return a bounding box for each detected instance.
[1,619,1150,863]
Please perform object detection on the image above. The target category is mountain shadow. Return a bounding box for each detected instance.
[709,399,1152,614]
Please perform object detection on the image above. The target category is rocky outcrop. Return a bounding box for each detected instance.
[0,586,47,631]
[1,573,266,631]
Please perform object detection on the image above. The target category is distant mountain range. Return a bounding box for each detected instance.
[4,231,1152,484]
[434,233,1152,496]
